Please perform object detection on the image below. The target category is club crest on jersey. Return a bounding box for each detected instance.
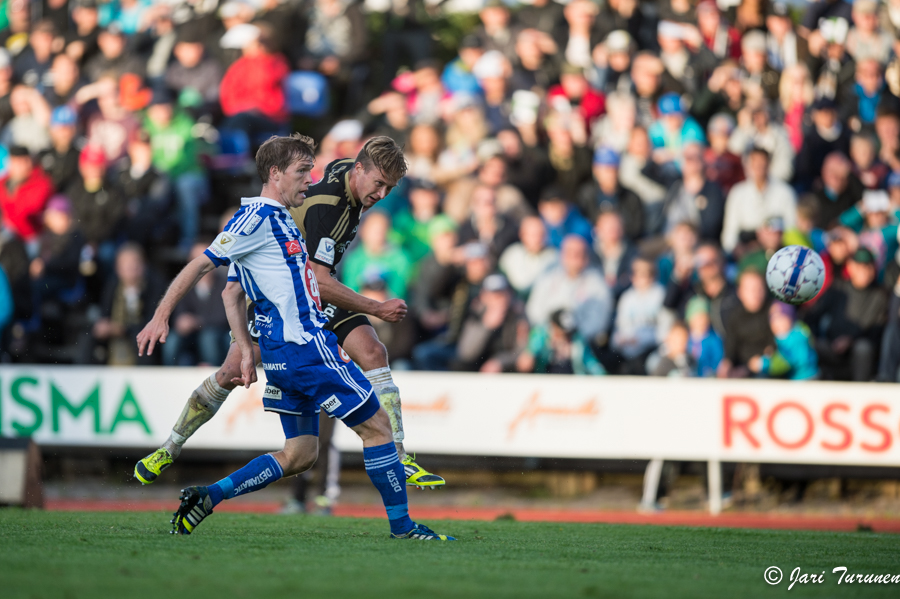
[285,239,302,256]
[338,346,351,363]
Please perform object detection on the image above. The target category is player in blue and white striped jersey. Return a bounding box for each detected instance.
[145,134,452,540]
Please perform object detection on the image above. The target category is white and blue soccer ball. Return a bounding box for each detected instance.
[765,245,826,305]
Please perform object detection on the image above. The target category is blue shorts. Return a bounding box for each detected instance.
[260,329,379,429]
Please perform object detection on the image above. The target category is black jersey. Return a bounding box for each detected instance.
[288,158,362,276]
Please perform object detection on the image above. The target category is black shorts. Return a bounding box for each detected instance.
[233,303,370,347]
[320,302,371,346]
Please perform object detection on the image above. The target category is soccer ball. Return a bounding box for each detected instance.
[765,245,826,305]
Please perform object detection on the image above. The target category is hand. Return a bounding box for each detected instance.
[320,56,340,76]
[136,314,170,356]
[376,298,408,323]
[231,350,258,389]
[516,352,535,373]
[480,359,503,373]
[716,359,732,379]
[748,356,762,374]
[29,258,44,279]
[93,318,113,339]
[831,336,853,354]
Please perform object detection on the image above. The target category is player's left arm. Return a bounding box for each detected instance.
[311,262,408,323]
[137,253,217,356]
[222,280,257,388]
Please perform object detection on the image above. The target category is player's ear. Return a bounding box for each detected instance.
[269,165,280,182]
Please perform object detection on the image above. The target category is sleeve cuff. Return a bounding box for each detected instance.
[204,248,230,268]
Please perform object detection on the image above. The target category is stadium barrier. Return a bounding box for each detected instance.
[1,367,899,513]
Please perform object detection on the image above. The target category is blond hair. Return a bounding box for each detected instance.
[355,136,407,182]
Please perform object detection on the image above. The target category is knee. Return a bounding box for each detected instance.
[360,340,389,371]
[280,449,318,477]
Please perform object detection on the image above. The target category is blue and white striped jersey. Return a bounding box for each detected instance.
[205,197,326,345]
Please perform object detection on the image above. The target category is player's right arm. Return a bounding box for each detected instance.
[137,253,217,356]
[222,280,257,388]
[310,262,408,322]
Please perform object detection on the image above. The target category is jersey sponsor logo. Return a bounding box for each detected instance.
[254,313,272,330]
[263,385,282,400]
[241,214,262,234]
[315,237,336,265]
[285,239,302,256]
[338,347,351,363]
[212,232,236,256]
[321,395,342,413]
[233,468,273,495]
[263,362,287,371]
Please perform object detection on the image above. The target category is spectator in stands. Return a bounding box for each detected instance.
[718,268,773,378]
[685,295,724,377]
[2,85,52,155]
[342,211,413,300]
[441,35,484,95]
[66,0,102,66]
[738,216,785,275]
[84,24,144,81]
[163,243,230,367]
[517,309,605,375]
[592,210,638,300]
[31,195,84,303]
[842,57,900,130]
[749,302,819,380]
[40,106,80,192]
[409,222,460,341]
[544,109,593,200]
[165,24,223,118]
[527,234,613,346]
[648,92,706,165]
[80,75,140,164]
[65,145,124,272]
[664,241,737,340]
[93,243,163,365]
[389,179,445,268]
[45,54,85,110]
[630,52,666,128]
[453,273,528,372]
[662,141,726,242]
[14,19,57,91]
[537,185,592,248]
[412,242,491,371]
[795,97,851,190]
[778,63,815,154]
[220,23,289,140]
[499,216,558,299]
[0,145,54,245]
[610,257,667,374]
[808,151,864,229]
[144,88,207,251]
[806,248,887,381]
[738,29,781,101]
[766,1,809,71]
[619,125,668,230]
[496,127,553,209]
[646,321,695,377]
[849,132,889,189]
[703,113,744,195]
[721,146,797,253]
[577,146,643,240]
[728,101,794,182]
[456,184,520,263]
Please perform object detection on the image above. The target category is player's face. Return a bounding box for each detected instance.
[277,157,315,208]
[355,163,398,208]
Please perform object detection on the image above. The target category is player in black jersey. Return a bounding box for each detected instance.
[135,137,445,490]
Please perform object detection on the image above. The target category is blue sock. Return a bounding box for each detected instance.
[206,454,284,508]
[364,442,414,535]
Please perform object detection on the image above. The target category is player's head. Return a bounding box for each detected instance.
[353,136,407,208]
[256,133,317,209]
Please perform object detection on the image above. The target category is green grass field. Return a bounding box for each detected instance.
[1,510,899,599]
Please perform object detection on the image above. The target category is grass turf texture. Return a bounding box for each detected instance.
[1,510,899,598]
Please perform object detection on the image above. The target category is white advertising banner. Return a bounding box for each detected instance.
[1,367,899,466]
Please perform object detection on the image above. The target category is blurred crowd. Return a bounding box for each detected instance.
[4,0,900,382]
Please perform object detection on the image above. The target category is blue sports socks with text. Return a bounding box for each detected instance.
[364,442,414,535]
[207,453,284,507]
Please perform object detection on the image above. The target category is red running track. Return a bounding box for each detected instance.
[44,499,900,534]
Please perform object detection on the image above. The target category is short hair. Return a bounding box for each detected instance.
[255,133,317,184]
[748,145,770,161]
[355,136,407,182]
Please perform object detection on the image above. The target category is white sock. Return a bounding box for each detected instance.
[363,367,406,458]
